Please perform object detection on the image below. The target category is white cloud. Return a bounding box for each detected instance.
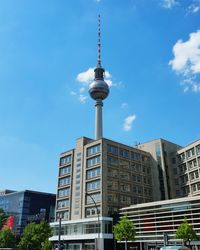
[188,0,200,14]
[121,102,128,109]
[123,114,136,131]
[162,0,178,9]
[70,91,77,96]
[76,68,94,85]
[79,94,88,103]
[169,30,200,93]
[76,67,113,86]
[70,88,88,103]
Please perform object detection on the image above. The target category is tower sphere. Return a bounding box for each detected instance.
[89,79,109,100]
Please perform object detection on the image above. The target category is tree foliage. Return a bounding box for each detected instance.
[113,216,136,250]
[0,228,16,248]
[0,208,8,230]
[18,221,52,250]
[176,219,199,245]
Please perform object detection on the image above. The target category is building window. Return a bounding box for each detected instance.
[196,145,200,155]
[107,181,118,190]
[59,166,71,176]
[186,148,195,159]
[58,188,70,198]
[57,199,70,209]
[190,170,199,181]
[86,167,101,179]
[131,163,141,172]
[107,156,118,166]
[56,211,69,220]
[131,152,141,161]
[120,195,131,204]
[108,169,118,178]
[85,206,100,217]
[86,180,100,191]
[120,160,130,169]
[119,171,130,180]
[119,149,129,158]
[87,156,101,168]
[120,183,131,192]
[107,145,118,155]
[60,155,72,166]
[59,177,70,187]
[107,194,118,203]
[86,192,101,204]
[87,144,101,156]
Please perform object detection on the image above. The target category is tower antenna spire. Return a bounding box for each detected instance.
[89,15,110,140]
[97,14,101,67]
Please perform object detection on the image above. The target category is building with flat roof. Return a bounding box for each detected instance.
[0,190,56,235]
[50,136,153,250]
[137,139,182,201]
[120,195,200,250]
[175,139,200,198]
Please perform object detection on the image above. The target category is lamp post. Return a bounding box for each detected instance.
[86,192,100,250]
[58,215,62,250]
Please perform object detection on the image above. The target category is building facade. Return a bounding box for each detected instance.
[50,137,153,250]
[0,190,56,235]
[137,139,182,201]
[120,195,200,250]
[175,139,200,198]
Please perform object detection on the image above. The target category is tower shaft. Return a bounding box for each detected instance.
[95,100,103,140]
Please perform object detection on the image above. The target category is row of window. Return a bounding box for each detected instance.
[58,188,70,198]
[59,166,71,176]
[108,156,151,173]
[107,144,151,162]
[179,144,200,162]
[87,144,100,156]
[87,155,100,168]
[60,155,72,166]
[57,199,70,209]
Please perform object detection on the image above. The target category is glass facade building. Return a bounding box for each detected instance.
[0,190,56,235]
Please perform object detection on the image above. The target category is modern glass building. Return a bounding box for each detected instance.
[0,189,56,235]
[120,195,200,250]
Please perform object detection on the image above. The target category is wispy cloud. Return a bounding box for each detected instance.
[169,30,200,93]
[187,0,200,14]
[121,102,128,109]
[162,0,178,9]
[123,114,136,131]
[70,88,88,103]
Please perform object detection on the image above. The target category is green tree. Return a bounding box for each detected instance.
[18,221,52,250]
[176,219,199,246]
[113,215,136,250]
[0,228,16,248]
[42,239,52,250]
[0,208,8,230]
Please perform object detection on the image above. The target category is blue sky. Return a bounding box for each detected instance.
[0,0,200,193]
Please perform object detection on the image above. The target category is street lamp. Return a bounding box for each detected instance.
[58,215,62,250]
[86,192,100,250]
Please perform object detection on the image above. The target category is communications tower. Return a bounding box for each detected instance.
[89,15,110,140]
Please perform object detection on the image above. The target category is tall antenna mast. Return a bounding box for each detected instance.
[88,15,110,140]
[97,14,101,67]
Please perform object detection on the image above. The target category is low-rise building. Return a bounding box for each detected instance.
[0,189,56,235]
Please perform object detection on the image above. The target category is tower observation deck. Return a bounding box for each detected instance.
[88,15,110,140]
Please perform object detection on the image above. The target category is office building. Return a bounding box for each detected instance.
[0,189,56,235]
[50,137,153,250]
[175,139,200,197]
[120,195,200,250]
[137,139,182,201]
